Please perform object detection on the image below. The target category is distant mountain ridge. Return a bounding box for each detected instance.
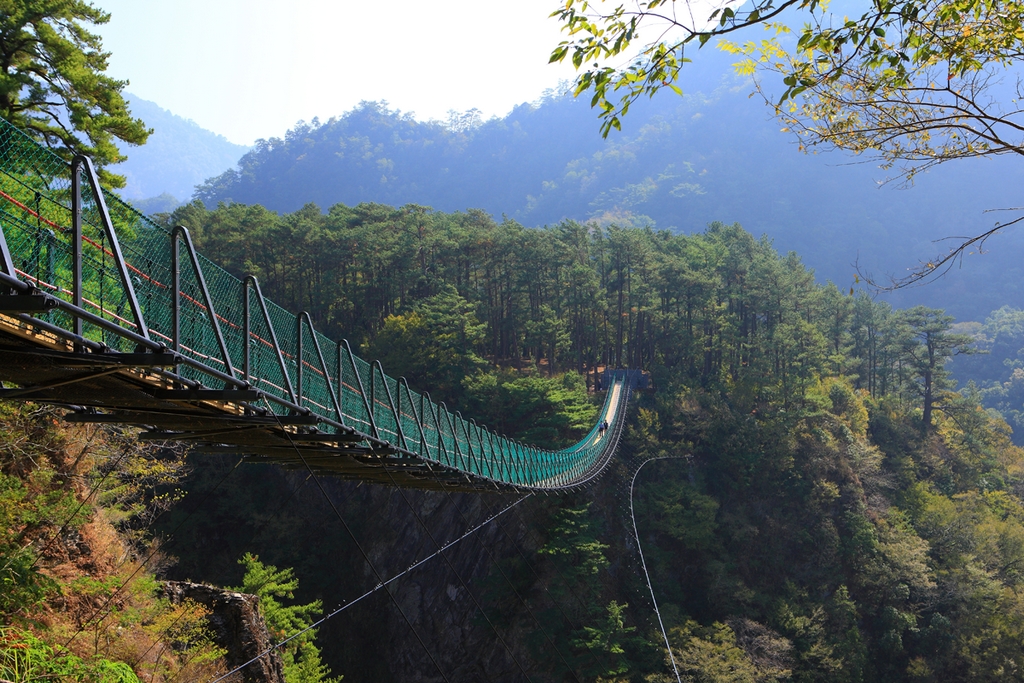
[114,95,249,204]
[191,60,1024,322]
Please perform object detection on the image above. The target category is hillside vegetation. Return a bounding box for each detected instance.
[114,95,249,205]
[3,191,1023,680]
[0,403,227,681]
[139,201,1024,681]
[185,69,1024,321]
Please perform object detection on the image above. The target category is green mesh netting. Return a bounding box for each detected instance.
[0,118,629,488]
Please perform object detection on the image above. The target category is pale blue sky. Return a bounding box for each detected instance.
[96,0,582,145]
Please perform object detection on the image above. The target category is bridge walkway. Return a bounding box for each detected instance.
[0,118,640,491]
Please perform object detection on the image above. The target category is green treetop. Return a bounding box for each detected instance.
[0,0,149,187]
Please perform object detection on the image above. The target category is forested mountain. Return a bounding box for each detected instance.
[9,187,1024,681]
[139,206,1024,682]
[189,52,1024,323]
[114,95,249,205]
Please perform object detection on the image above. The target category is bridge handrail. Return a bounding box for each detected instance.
[0,118,635,489]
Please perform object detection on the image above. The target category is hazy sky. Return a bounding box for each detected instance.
[96,0,583,146]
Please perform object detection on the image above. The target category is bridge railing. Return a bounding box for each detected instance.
[0,119,631,489]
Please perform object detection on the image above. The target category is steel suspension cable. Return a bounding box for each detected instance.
[380,464,537,683]
[629,457,684,683]
[262,404,452,683]
[61,455,247,651]
[506,501,598,626]
[208,480,530,682]
[133,470,315,670]
[483,495,589,632]
[431,486,584,682]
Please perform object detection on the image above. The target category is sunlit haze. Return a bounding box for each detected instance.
[97,0,582,145]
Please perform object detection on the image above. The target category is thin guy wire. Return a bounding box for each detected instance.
[262,402,452,683]
[61,455,247,651]
[484,495,588,632]
[629,457,684,683]
[209,494,530,683]
[424,473,583,683]
[134,470,314,670]
[381,464,536,683]
[501,379,634,626]
[3,428,132,579]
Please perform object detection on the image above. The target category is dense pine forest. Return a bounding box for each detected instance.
[7,0,1024,680]
[163,199,981,424]
[181,92,1024,325]
[7,188,1024,680]
[136,200,1024,681]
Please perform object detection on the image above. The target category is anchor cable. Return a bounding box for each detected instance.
[629,456,684,683]
[209,486,529,683]
[380,463,537,683]
[261,403,452,683]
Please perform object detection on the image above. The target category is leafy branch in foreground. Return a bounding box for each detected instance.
[549,0,819,136]
[0,0,150,186]
[854,214,1024,290]
[732,0,1024,287]
[551,0,1024,287]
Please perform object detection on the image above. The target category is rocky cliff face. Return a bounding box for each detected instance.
[162,581,285,683]
[158,454,647,683]
[329,464,642,683]
[358,488,537,683]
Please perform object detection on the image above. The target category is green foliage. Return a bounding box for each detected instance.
[659,620,763,683]
[644,479,720,553]
[176,201,961,423]
[0,404,223,680]
[539,503,609,596]
[462,370,597,446]
[548,0,1024,218]
[900,306,977,434]
[0,627,140,682]
[366,286,486,404]
[0,0,149,186]
[0,404,85,615]
[620,355,1024,682]
[154,196,1024,680]
[572,601,642,680]
[236,553,340,683]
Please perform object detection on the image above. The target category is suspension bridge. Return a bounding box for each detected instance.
[0,118,639,492]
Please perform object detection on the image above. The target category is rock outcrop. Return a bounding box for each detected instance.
[162,581,284,683]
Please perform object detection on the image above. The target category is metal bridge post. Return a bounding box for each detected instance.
[511,440,523,485]
[171,229,180,352]
[417,389,430,459]
[368,367,375,438]
[472,420,495,480]
[487,430,504,481]
[244,277,297,404]
[298,313,343,426]
[75,156,150,342]
[400,379,430,459]
[374,361,409,452]
[343,340,379,440]
[473,421,487,477]
[295,316,303,408]
[242,282,250,381]
[172,227,235,380]
[336,342,344,423]
[517,441,530,485]
[45,230,55,287]
[70,161,83,340]
[440,404,466,471]
[424,394,450,467]
[455,412,478,475]
[0,223,18,293]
